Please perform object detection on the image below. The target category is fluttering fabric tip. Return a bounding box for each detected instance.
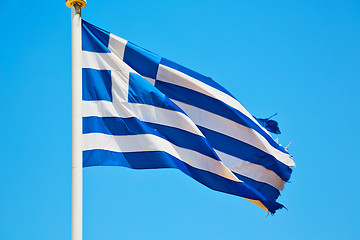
[255,115,282,135]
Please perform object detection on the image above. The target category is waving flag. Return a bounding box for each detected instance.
[81,20,295,214]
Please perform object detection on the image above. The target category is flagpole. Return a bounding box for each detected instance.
[66,1,87,240]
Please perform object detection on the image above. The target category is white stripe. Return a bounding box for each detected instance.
[156,64,273,137]
[108,33,127,60]
[82,101,204,137]
[82,51,135,74]
[215,149,285,190]
[111,70,129,102]
[172,100,295,167]
[83,133,241,183]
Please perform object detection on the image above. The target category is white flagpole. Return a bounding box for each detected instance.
[66,1,87,240]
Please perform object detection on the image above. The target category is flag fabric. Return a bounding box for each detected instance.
[255,114,282,135]
[81,20,295,214]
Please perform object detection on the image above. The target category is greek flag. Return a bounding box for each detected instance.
[81,20,295,214]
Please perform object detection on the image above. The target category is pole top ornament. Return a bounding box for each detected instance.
[66,0,87,8]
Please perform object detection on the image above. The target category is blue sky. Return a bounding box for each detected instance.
[1,0,359,239]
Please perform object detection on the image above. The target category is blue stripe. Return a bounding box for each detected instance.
[234,173,280,201]
[82,20,110,53]
[160,57,236,98]
[83,149,284,214]
[82,68,112,101]
[83,116,219,160]
[128,73,185,113]
[83,148,132,168]
[141,122,218,160]
[124,42,161,79]
[198,126,292,182]
[155,80,288,154]
[83,116,161,136]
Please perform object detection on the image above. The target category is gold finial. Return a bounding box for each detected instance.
[66,0,87,8]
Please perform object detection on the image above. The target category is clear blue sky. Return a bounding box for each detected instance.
[0,1,359,239]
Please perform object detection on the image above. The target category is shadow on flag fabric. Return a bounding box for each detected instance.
[81,20,295,214]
